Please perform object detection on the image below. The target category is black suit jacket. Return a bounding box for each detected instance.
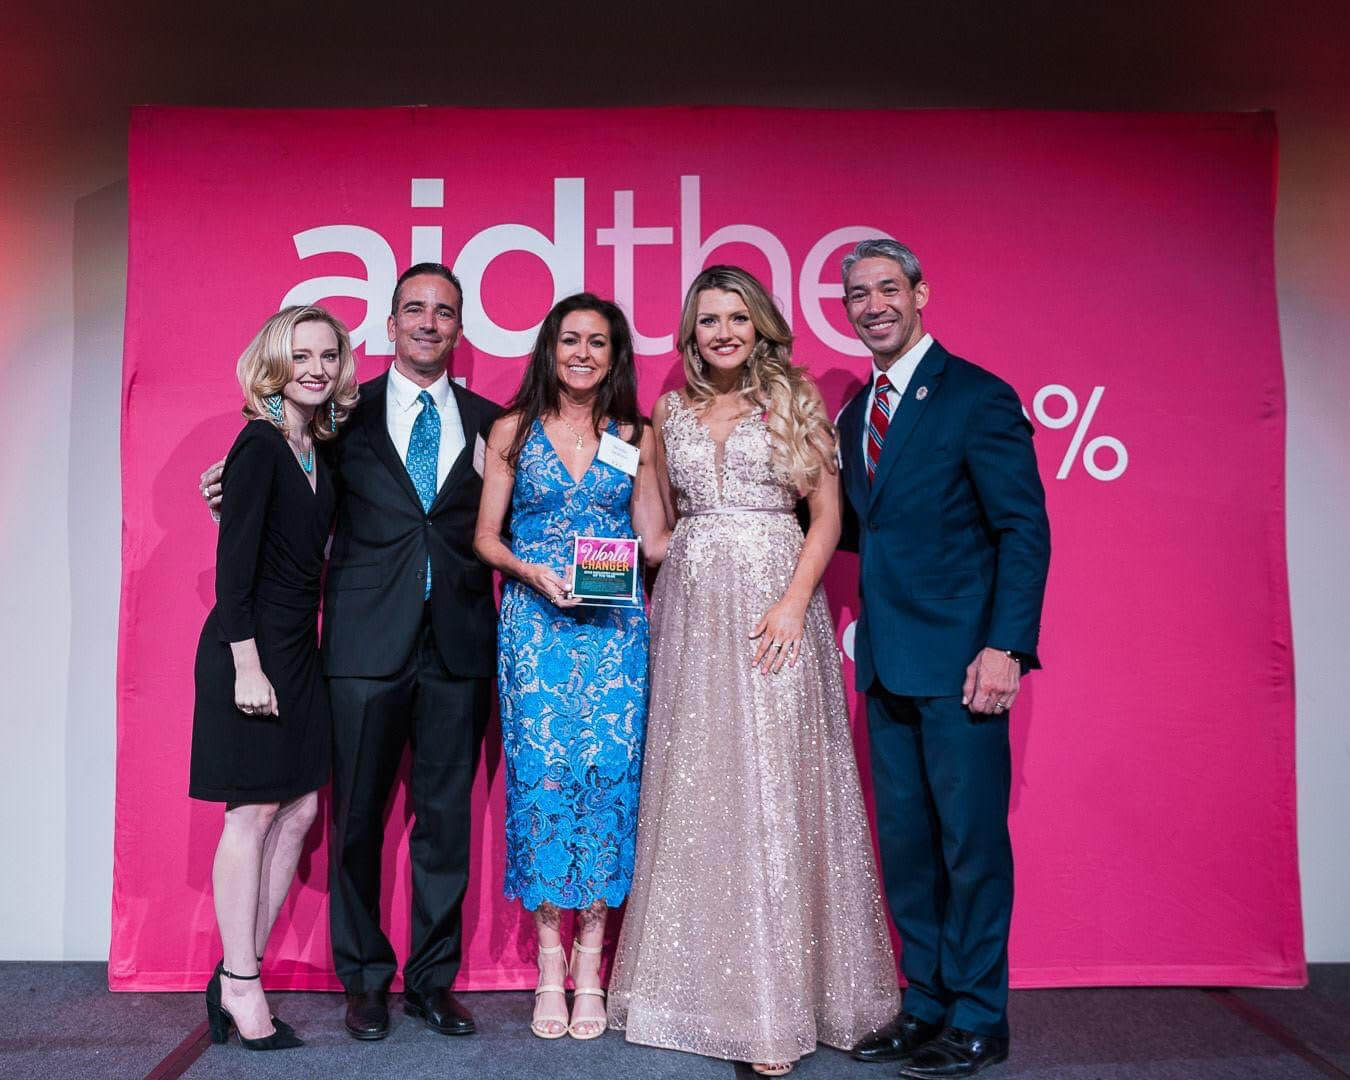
[838,339,1050,696]
[321,373,501,679]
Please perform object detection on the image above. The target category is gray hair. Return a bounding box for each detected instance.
[841,239,923,288]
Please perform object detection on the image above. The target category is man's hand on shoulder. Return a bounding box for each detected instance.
[962,647,1021,715]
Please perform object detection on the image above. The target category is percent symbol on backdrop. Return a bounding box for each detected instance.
[1030,384,1128,481]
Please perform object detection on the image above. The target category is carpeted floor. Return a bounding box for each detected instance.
[0,963,1345,1078]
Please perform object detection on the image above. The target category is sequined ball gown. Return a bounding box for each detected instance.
[607,392,899,1065]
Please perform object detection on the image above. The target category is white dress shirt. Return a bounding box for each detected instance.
[861,332,934,459]
[385,364,466,494]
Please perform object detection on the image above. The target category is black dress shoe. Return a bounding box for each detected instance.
[403,986,476,1036]
[344,989,390,1040]
[895,1027,1009,1078]
[851,1011,944,1062]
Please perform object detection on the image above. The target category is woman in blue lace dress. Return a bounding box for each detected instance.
[475,294,664,1041]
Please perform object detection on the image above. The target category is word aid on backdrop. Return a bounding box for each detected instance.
[114,106,1300,991]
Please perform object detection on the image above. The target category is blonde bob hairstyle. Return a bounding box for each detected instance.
[236,305,359,441]
[678,265,837,494]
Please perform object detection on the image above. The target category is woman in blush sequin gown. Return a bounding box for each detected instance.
[607,267,899,1075]
[475,294,665,1041]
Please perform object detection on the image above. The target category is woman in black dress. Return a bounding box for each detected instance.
[190,305,357,1050]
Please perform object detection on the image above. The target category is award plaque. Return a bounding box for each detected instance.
[568,536,641,606]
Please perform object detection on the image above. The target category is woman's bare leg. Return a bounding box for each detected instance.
[532,903,568,1036]
[253,791,319,959]
[213,801,280,1038]
[569,900,608,1035]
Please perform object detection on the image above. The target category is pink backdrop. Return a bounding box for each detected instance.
[113,106,1302,991]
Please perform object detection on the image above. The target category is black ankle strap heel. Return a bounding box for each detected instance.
[204,960,303,1051]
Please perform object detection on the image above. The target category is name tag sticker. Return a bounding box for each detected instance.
[597,431,640,476]
[473,433,486,477]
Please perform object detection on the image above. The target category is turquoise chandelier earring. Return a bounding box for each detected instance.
[264,393,285,427]
[329,400,337,433]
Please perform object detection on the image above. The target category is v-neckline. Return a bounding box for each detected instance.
[265,420,319,495]
[286,443,319,495]
[673,394,761,503]
[538,417,605,487]
[677,393,759,449]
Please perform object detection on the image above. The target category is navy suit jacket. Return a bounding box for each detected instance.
[838,339,1050,697]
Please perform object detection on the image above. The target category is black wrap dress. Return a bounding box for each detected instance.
[189,419,335,803]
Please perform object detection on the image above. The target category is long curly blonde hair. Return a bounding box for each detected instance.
[678,266,837,494]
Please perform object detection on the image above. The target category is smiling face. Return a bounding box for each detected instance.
[693,288,757,378]
[282,319,341,411]
[554,309,613,398]
[843,256,930,367]
[387,273,463,383]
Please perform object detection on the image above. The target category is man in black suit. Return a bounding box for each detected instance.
[838,241,1050,1078]
[203,263,499,1040]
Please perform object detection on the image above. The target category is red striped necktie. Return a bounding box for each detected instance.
[866,372,893,483]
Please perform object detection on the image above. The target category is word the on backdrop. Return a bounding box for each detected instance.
[282,176,890,358]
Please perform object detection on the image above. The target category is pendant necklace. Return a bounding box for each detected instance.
[557,414,590,450]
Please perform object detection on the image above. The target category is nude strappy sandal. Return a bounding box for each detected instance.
[531,942,569,1039]
[567,941,607,1040]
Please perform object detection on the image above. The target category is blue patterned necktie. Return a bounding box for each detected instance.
[407,389,441,599]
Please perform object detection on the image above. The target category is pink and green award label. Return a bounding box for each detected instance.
[569,536,641,606]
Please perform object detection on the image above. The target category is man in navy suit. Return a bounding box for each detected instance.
[840,240,1050,1078]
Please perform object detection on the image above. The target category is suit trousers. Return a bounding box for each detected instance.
[328,605,490,995]
[866,687,1013,1037]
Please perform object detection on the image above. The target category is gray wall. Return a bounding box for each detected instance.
[2,1,1345,962]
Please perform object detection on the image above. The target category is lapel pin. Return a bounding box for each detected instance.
[916,386,928,401]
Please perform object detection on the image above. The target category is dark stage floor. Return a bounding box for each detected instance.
[1,963,1346,1079]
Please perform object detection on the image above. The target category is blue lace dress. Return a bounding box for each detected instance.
[498,418,649,910]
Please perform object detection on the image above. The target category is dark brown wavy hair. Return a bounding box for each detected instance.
[502,293,644,468]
